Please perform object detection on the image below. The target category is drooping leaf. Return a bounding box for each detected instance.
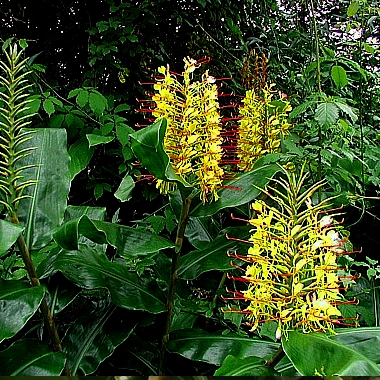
[0,339,66,375]
[68,137,95,180]
[52,214,174,256]
[331,65,348,88]
[167,328,279,366]
[282,331,380,376]
[335,101,358,124]
[115,175,135,202]
[0,220,24,257]
[38,245,166,314]
[17,128,71,250]
[190,164,280,217]
[214,355,280,376]
[43,98,55,116]
[86,133,114,147]
[178,225,250,280]
[63,304,140,375]
[0,279,45,343]
[130,118,190,187]
[315,102,339,127]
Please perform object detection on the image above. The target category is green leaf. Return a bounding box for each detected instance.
[347,0,360,16]
[116,123,132,146]
[167,328,279,366]
[115,175,134,202]
[282,331,380,376]
[215,355,279,376]
[76,89,89,108]
[88,91,107,116]
[17,129,71,250]
[0,220,24,257]
[43,98,55,116]
[335,101,358,124]
[114,104,130,113]
[332,327,380,364]
[38,245,166,313]
[178,225,250,280]
[331,65,348,88]
[0,280,45,343]
[190,164,280,217]
[68,137,95,180]
[130,118,190,187]
[0,339,66,375]
[86,134,114,147]
[315,102,339,127]
[63,304,139,375]
[52,214,174,256]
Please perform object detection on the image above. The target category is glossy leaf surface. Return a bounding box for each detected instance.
[190,164,280,217]
[53,214,174,256]
[282,331,380,376]
[0,339,66,375]
[214,355,279,376]
[17,128,71,250]
[0,280,45,343]
[178,225,250,280]
[68,137,94,180]
[38,245,166,314]
[167,328,279,366]
[63,304,140,375]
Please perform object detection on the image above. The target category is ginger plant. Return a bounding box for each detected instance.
[0,43,68,372]
[226,165,358,340]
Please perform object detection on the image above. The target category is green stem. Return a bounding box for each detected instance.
[159,196,192,375]
[265,345,285,367]
[9,214,71,376]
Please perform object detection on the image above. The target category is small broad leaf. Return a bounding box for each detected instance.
[0,220,24,257]
[68,137,95,180]
[0,339,66,375]
[86,134,114,147]
[282,331,380,376]
[116,123,132,146]
[215,355,280,376]
[0,280,45,342]
[115,175,135,202]
[43,98,55,116]
[76,89,89,108]
[331,65,348,88]
[315,102,339,127]
[88,91,107,116]
[347,0,360,16]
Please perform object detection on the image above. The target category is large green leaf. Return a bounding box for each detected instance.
[0,279,45,343]
[282,331,380,376]
[167,328,279,366]
[178,225,250,280]
[68,137,94,180]
[315,102,339,127]
[53,215,174,257]
[190,164,280,217]
[17,128,71,250]
[130,118,190,186]
[0,339,66,375]
[38,245,166,314]
[332,327,380,364]
[214,355,280,376]
[63,304,140,375]
[114,174,135,202]
[0,220,24,257]
[331,65,348,88]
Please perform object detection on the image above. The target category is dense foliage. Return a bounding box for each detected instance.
[0,0,379,376]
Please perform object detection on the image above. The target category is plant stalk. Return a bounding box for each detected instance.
[265,345,285,367]
[10,213,71,375]
[159,196,192,375]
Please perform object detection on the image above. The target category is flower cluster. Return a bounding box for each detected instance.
[151,57,224,202]
[237,84,292,172]
[225,167,358,339]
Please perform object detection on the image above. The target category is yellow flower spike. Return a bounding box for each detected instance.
[150,58,225,202]
[226,165,357,338]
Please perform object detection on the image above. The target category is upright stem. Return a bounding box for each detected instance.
[9,213,71,376]
[265,345,285,367]
[159,196,192,375]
